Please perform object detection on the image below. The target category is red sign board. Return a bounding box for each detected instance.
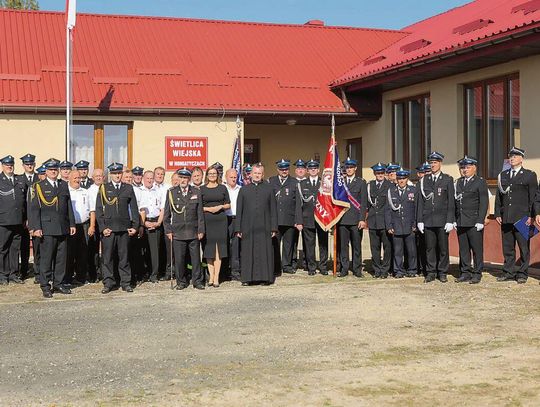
[165,136,208,171]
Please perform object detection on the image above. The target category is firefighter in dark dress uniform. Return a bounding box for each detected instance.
[337,158,368,277]
[495,147,537,284]
[367,162,392,278]
[75,160,93,189]
[17,153,38,280]
[95,163,140,293]
[297,159,328,275]
[414,162,431,276]
[454,156,489,284]
[292,159,308,271]
[28,159,76,298]
[417,152,455,283]
[268,159,302,274]
[385,169,417,278]
[0,155,27,285]
[30,165,46,284]
[163,168,205,290]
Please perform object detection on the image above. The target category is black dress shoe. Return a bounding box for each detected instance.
[308,271,316,276]
[381,274,388,279]
[517,278,527,284]
[33,279,39,284]
[469,279,481,284]
[438,275,448,283]
[0,280,8,286]
[194,284,205,290]
[283,270,296,274]
[241,282,250,286]
[497,275,514,282]
[101,286,112,294]
[353,272,364,278]
[394,274,405,279]
[455,276,471,283]
[424,275,436,283]
[320,271,328,276]
[42,290,53,298]
[122,286,133,292]
[175,284,187,290]
[10,276,25,284]
[337,272,348,278]
[53,285,72,294]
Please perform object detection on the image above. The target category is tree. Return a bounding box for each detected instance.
[0,0,39,10]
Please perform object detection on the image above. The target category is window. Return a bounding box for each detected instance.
[70,122,132,172]
[346,138,363,170]
[464,74,519,179]
[392,95,431,171]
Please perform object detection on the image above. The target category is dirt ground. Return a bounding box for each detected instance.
[1,268,539,407]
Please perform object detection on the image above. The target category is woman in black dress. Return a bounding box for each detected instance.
[200,166,231,287]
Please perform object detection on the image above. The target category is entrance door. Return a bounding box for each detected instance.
[243,139,260,164]
[346,137,362,169]
[70,122,133,172]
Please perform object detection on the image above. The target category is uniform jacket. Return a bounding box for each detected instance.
[339,176,368,225]
[17,173,39,187]
[268,175,302,226]
[495,168,537,224]
[163,185,205,240]
[417,172,455,227]
[95,182,140,232]
[298,177,320,229]
[27,179,75,235]
[385,184,417,235]
[0,172,27,226]
[367,179,391,230]
[455,176,489,227]
[80,177,94,189]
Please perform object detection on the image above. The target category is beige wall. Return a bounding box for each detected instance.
[338,53,540,180]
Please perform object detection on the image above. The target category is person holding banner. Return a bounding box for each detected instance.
[454,156,489,284]
[495,147,537,284]
[416,152,455,283]
[337,158,367,278]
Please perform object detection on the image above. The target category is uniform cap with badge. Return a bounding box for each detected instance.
[131,166,144,176]
[294,159,307,168]
[306,159,320,169]
[107,162,124,173]
[74,160,90,169]
[43,159,60,169]
[396,169,410,178]
[371,162,386,173]
[457,156,478,167]
[59,160,73,169]
[343,157,357,168]
[508,146,525,157]
[276,159,290,170]
[176,167,192,178]
[386,162,401,173]
[20,153,36,164]
[427,151,445,162]
[36,165,46,175]
[0,155,15,165]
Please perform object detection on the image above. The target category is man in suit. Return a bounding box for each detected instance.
[292,159,308,271]
[28,159,76,298]
[75,160,93,189]
[268,159,302,274]
[414,162,431,276]
[95,163,140,293]
[297,159,328,276]
[417,152,455,283]
[337,158,368,277]
[385,169,417,278]
[455,156,489,284]
[495,147,537,284]
[0,155,27,285]
[163,168,205,290]
[367,162,392,278]
[17,153,38,280]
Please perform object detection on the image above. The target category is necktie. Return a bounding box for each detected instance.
[53,181,57,189]
[511,170,516,179]
[399,188,404,196]
[463,179,467,187]
[432,175,436,183]
[377,182,381,189]
[28,176,32,183]
[182,188,187,196]
[312,179,316,187]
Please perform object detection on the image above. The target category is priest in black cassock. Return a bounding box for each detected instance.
[235,164,278,285]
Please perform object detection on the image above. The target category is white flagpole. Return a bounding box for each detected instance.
[66,0,77,160]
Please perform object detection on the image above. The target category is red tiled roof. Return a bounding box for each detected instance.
[0,9,406,114]
[332,0,540,87]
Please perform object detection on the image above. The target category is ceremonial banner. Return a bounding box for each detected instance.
[231,136,244,186]
[315,134,350,231]
[165,136,208,171]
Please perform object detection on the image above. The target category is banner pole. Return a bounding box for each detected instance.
[333,226,337,277]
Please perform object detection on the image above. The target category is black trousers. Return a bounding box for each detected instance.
[0,224,22,282]
[66,223,89,283]
[457,226,483,280]
[162,232,173,279]
[425,227,449,277]
[275,225,296,272]
[303,225,328,273]
[392,233,417,276]
[40,235,68,290]
[227,216,241,280]
[369,228,391,276]
[292,228,307,270]
[501,223,530,279]
[128,235,145,283]
[172,238,202,287]
[102,231,131,289]
[32,235,41,279]
[338,224,363,275]
[416,231,427,276]
[87,226,101,282]
[20,225,30,277]
[143,226,162,280]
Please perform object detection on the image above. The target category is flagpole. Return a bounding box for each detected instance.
[331,114,337,277]
[65,25,71,160]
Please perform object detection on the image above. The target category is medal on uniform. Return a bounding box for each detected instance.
[285,188,289,196]
[437,187,442,196]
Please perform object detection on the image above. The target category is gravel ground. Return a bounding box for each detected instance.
[0,269,539,407]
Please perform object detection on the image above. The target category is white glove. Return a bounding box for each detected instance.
[453,222,457,229]
[417,222,424,234]
[475,223,484,232]
[444,223,454,233]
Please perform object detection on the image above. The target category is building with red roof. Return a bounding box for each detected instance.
[1,0,540,265]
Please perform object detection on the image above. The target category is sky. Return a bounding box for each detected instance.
[38,0,471,29]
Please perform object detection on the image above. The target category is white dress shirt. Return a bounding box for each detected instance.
[88,183,100,212]
[69,185,92,224]
[140,185,164,218]
[225,183,241,216]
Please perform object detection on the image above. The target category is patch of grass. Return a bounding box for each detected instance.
[344,382,424,398]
